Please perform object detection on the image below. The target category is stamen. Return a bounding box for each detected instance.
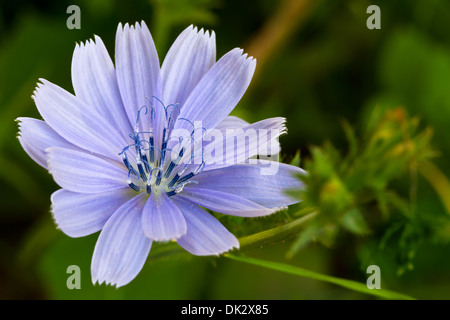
[177,117,195,129]
[160,127,168,164]
[122,154,132,170]
[165,103,180,133]
[166,190,176,197]
[149,136,155,163]
[194,161,206,174]
[155,171,162,186]
[141,153,150,173]
[137,161,148,182]
[164,161,177,179]
[135,105,148,127]
[122,99,204,196]
[167,173,179,188]
[164,148,184,178]
[121,153,138,177]
[128,181,141,192]
[167,180,198,197]
[177,172,195,184]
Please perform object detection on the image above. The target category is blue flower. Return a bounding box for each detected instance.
[17,22,305,287]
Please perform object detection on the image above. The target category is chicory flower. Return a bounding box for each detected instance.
[17,22,304,287]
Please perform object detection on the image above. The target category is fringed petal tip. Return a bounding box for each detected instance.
[213,239,240,257]
[118,20,150,32]
[91,277,128,289]
[90,194,152,289]
[234,48,257,65]
[31,79,47,99]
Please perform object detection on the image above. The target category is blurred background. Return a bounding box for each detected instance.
[1,0,450,299]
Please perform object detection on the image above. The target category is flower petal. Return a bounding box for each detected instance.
[32,79,127,160]
[204,117,285,169]
[91,193,151,287]
[115,21,164,147]
[161,25,216,106]
[51,188,133,237]
[172,197,239,256]
[71,36,133,138]
[47,147,127,193]
[214,115,249,131]
[174,48,256,133]
[186,163,305,208]
[179,188,276,217]
[17,117,77,169]
[141,192,187,241]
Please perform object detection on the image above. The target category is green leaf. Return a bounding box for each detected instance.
[289,150,302,167]
[286,223,321,259]
[340,208,370,235]
[225,254,416,300]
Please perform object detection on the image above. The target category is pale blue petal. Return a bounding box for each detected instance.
[32,79,127,160]
[47,147,127,193]
[174,48,256,133]
[91,193,151,287]
[17,117,77,169]
[115,21,164,148]
[172,197,239,256]
[204,117,285,169]
[71,36,133,138]
[214,115,249,131]
[186,163,305,208]
[51,188,133,237]
[179,188,276,217]
[161,25,216,106]
[141,192,187,241]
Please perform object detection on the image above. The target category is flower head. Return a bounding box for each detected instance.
[17,21,305,287]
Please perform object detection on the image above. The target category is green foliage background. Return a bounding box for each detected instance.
[1,0,450,299]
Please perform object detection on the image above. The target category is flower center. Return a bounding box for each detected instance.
[119,97,205,197]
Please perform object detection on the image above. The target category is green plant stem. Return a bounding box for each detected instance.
[419,161,450,215]
[225,254,416,300]
[238,212,318,250]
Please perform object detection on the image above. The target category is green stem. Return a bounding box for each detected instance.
[238,212,318,250]
[225,254,416,300]
[419,161,450,215]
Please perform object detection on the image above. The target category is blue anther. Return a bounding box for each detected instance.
[160,127,168,163]
[122,155,131,170]
[146,183,151,194]
[141,153,150,173]
[161,142,168,161]
[121,154,138,177]
[164,148,184,178]
[128,182,141,192]
[177,172,195,184]
[155,170,162,186]
[164,161,176,178]
[166,190,177,197]
[167,173,180,188]
[137,162,148,182]
[149,136,155,163]
[162,126,167,142]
